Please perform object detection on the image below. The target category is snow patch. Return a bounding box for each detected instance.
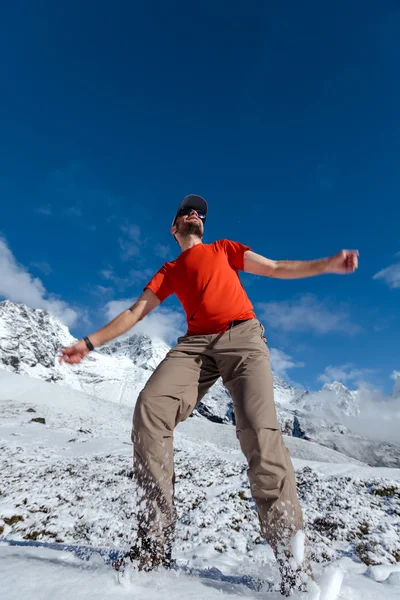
[291,529,306,566]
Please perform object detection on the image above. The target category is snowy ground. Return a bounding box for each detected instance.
[0,369,399,599]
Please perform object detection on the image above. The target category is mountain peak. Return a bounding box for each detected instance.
[0,299,70,334]
[100,332,170,370]
[0,300,74,373]
[272,373,304,406]
[322,381,352,394]
[294,380,360,418]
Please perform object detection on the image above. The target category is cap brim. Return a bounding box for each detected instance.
[179,194,207,215]
[172,194,208,226]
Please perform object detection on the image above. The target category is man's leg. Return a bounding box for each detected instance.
[211,320,308,593]
[131,337,219,568]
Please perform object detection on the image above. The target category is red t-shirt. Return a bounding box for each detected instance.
[144,240,255,335]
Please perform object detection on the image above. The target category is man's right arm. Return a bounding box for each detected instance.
[59,288,160,364]
[89,288,160,348]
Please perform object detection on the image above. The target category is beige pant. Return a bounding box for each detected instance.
[132,319,304,558]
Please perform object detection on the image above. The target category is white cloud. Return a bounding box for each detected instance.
[122,225,141,242]
[257,294,360,335]
[100,266,153,289]
[101,269,114,280]
[119,224,142,259]
[391,370,400,380]
[154,244,172,260]
[0,237,78,327]
[130,269,153,283]
[37,204,52,216]
[269,348,305,380]
[373,316,392,332]
[94,285,114,298]
[31,261,53,276]
[104,298,185,345]
[373,261,400,289]
[308,382,400,444]
[319,364,375,385]
[342,385,400,444]
[63,206,83,217]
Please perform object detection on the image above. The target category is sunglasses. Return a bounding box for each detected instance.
[176,207,206,221]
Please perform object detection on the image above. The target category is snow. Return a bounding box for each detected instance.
[316,566,344,600]
[1,368,399,599]
[1,544,260,600]
[272,373,304,407]
[365,564,400,582]
[0,301,400,598]
[2,546,400,600]
[291,530,306,566]
[387,572,400,586]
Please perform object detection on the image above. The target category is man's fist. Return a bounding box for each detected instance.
[59,340,89,364]
[328,250,359,274]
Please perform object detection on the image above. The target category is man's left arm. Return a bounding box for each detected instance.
[243,249,359,279]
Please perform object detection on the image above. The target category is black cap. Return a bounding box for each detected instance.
[172,194,208,226]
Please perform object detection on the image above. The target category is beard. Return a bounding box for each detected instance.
[176,219,203,238]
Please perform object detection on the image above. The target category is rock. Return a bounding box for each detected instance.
[3,515,24,525]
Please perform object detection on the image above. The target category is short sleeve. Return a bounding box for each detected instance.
[221,240,252,271]
[144,264,174,302]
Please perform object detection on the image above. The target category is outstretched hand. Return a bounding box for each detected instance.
[328,250,359,274]
[59,340,89,364]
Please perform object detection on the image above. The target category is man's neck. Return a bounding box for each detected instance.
[178,235,203,252]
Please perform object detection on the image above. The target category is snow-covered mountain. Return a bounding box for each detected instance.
[1,300,399,468]
[272,373,304,407]
[293,382,361,417]
[0,301,309,427]
[0,300,232,423]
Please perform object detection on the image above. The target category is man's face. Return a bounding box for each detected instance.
[173,208,204,238]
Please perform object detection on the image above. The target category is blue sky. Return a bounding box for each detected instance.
[0,1,399,393]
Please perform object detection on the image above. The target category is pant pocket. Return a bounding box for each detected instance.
[258,320,267,344]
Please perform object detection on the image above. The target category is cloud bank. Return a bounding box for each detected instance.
[373,259,400,289]
[105,298,185,345]
[270,348,305,380]
[0,237,78,327]
[257,294,360,335]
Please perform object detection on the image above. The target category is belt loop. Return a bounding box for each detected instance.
[229,321,233,342]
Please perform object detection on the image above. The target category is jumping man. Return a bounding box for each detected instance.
[60,194,358,596]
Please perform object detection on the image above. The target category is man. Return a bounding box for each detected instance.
[60,194,358,596]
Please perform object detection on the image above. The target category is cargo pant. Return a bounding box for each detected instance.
[132,318,304,560]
